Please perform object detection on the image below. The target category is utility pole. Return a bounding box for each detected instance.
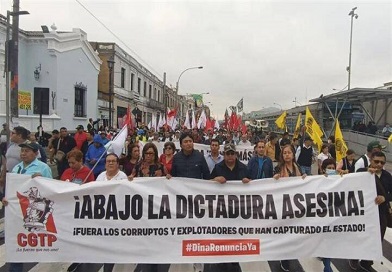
[10,0,21,117]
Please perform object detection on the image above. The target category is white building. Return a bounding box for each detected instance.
[0,21,101,132]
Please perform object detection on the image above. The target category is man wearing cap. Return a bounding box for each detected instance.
[355,140,384,172]
[205,143,247,272]
[11,142,52,178]
[74,125,87,150]
[295,136,316,175]
[5,141,52,272]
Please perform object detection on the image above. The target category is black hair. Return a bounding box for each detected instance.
[179,132,193,145]
[371,151,386,160]
[321,159,336,171]
[14,126,29,140]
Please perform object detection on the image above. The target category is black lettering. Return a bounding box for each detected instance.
[282,194,294,219]
[105,195,118,219]
[80,195,92,219]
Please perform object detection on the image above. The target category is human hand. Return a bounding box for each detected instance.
[242,178,251,184]
[213,176,226,184]
[375,195,385,205]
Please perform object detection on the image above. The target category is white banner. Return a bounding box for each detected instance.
[5,172,382,263]
[156,142,254,165]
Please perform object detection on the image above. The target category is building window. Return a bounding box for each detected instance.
[137,78,141,94]
[143,81,147,97]
[154,87,157,100]
[131,73,134,91]
[158,90,161,102]
[74,83,87,117]
[149,84,152,99]
[121,68,126,88]
[33,87,50,115]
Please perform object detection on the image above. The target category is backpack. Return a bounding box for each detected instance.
[360,155,368,168]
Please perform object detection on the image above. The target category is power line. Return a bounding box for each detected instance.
[75,0,163,80]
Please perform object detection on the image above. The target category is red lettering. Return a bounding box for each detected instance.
[17,233,27,247]
[16,233,57,247]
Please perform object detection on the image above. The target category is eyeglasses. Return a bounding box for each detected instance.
[373,160,386,165]
[145,152,155,155]
[225,151,236,156]
[106,160,118,164]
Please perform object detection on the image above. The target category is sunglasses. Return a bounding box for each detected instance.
[373,160,386,165]
[225,151,236,156]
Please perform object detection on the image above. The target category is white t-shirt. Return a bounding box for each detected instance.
[96,170,128,181]
[317,153,330,164]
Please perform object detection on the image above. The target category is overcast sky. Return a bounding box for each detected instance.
[1,0,391,119]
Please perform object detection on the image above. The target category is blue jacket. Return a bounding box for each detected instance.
[171,149,210,180]
[85,135,106,177]
[247,155,273,180]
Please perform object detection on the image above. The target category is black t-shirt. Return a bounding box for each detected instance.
[210,160,247,181]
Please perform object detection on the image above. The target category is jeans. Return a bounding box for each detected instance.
[300,165,312,175]
[322,258,333,272]
[9,263,23,272]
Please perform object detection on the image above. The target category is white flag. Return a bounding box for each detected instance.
[191,110,197,129]
[158,114,166,129]
[197,109,207,129]
[184,111,191,129]
[214,119,220,130]
[151,114,157,131]
[107,125,128,156]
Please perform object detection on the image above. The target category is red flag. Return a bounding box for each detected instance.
[205,117,213,132]
[229,111,237,131]
[122,104,133,133]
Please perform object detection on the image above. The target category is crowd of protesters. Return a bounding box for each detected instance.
[0,119,391,272]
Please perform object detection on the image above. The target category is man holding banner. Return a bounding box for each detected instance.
[204,143,247,272]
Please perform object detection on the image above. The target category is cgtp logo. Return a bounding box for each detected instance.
[16,187,57,247]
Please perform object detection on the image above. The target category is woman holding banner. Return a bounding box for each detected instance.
[129,143,166,179]
[132,142,168,272]
[273,144,306,272]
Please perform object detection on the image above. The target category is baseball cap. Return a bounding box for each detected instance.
[19,141,39,152]
[76,125,84,130]
[367,140,385,152]
[224,143,236,153]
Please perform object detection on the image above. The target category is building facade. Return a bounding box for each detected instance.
[0,21,101,132]
[90,42,188,130]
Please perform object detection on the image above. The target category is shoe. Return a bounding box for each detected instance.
[67,263,81,272]
[280,260,290,272]
[349,260,358,270]
[193,263,203,272]
[358,260,374,272]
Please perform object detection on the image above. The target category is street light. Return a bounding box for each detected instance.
[273,102,282,111]
[176,66,203,94]
[3,9,29,145]
[293,97,302,107]
[347,7,358,91]
[107,56,115,128]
